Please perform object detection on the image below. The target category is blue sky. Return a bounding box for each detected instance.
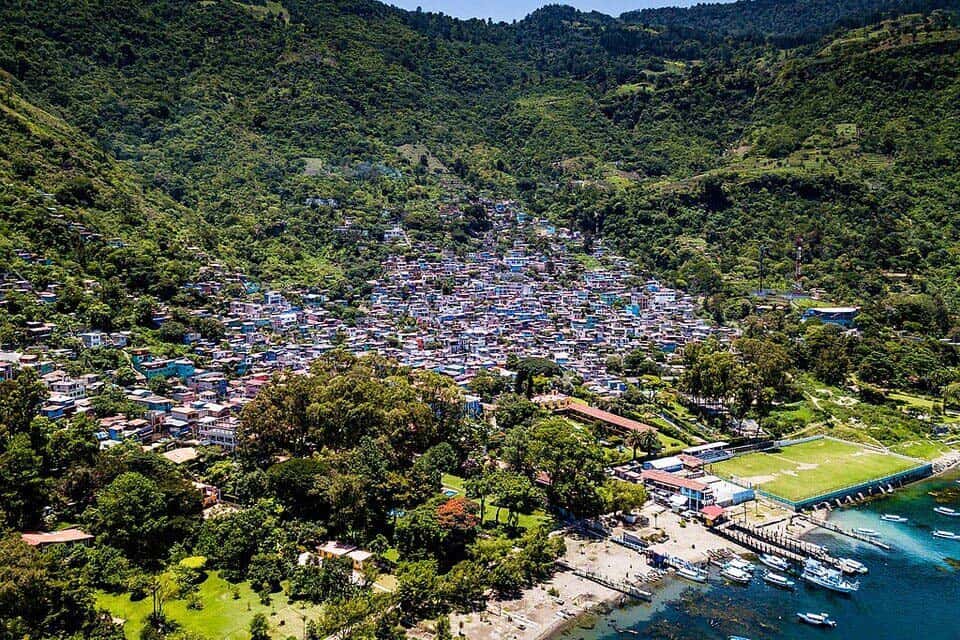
[387,1,721,22]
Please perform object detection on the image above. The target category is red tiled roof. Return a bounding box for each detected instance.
[640,469,708,493]
[678,454,704,467]
[565,404,656,433]
[701,505,725,518]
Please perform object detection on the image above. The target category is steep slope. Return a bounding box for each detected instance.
[0,76,206,300]
[601,13,960,310]
[1,0,959,311]
[624,0,960,43]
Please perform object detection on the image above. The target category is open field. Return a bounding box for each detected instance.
[96,571,323,640]
[890,439,955,461]
[441,473,551,529]
[710,438,923,503]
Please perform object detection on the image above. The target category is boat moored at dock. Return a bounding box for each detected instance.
[758,553,790,572]
[763,571,796,589]
[801,558,860,594]
[676,564,709,583]
[721,566,752,584]
[724,557,756,574]
[853,528,881,538]
[838,558,868,575]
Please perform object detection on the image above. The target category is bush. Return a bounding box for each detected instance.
[247,553,286,593]
[55,176,96,205]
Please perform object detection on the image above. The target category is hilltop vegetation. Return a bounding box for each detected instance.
[0,0,959,311]
[624,0,960,43]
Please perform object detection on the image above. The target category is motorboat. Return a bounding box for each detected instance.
[721,566,752,584]
[728,636,752,640]
[933,530,960,540]
[934,506,959,517]
[801,558,859,594]
[725,557,755,573]
[676,564,709,583]
[837,558,868,575]
[758,553,790,572]
[853,528,880,538]
[763,571,796,589]
[797,612,837,628]
[880,514,908,523]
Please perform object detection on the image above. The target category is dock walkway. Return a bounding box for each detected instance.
[556,561,653,601]
[797,514,893,551]
[713,522,812,564]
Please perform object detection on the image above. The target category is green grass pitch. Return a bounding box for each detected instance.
[709,438,922,503]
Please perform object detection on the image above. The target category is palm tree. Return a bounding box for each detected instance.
[625,430,645,461]
[638,430,662,459]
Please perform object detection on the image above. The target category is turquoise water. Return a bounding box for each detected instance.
[556,473,960,640]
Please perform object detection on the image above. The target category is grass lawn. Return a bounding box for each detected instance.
[710,438,924,503]
[890,439,954,461]
[96,571,324,640]
[889,392,939,411]
[441,473,551,529]
[657,431,686,452]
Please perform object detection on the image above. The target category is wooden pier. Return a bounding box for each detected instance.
[556,561,653,601]
[797,514,893,551]
[713,522,813,564]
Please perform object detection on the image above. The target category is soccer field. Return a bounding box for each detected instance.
[710,438,923,503]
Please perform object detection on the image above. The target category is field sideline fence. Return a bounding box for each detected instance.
[716,463,933,510]
[708,435,933,510]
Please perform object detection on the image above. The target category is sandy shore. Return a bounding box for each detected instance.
[444,503,760,640]
[443,534,626,640]
[643,507,748,563]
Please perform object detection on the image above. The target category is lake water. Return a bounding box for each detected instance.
[554,472,960,640]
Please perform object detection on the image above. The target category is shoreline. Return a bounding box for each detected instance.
[448,504,753,640]
[446,464,960,640]
[541,467,960,640]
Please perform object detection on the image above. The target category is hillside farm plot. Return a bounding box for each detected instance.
[710,438,923,503]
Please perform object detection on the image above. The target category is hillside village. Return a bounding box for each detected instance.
[3,2,960,639]
[0,200,736,454]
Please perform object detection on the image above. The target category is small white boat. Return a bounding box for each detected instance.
[801,558,860,594]
[721,566,752,584]
[838,558,868,575]
[853,528,880,538]
[725,557,755,573]
[763,571,796,589]
[934,506,959,517]
[758,553,790,572]
[933,530,960,540]
[797,612,837,628]
[676,565,709,583]
[880,514,908,523]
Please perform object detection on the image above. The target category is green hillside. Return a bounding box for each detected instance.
[1,0,959,310]
[0,77,208,331]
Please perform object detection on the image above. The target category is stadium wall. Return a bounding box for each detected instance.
[756,463,933,511]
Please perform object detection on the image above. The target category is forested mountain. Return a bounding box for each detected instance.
[624,0,960,43]
[2,0,959,313]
